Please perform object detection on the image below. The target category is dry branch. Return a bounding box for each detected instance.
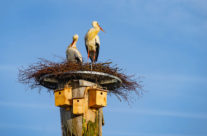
[18,58,143,102]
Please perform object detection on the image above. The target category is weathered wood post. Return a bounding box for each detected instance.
[39,71,121,136]
[58,80,104,136]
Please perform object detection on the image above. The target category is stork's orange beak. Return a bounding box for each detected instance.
[98,24,105,32]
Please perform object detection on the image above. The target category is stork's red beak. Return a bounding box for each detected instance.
[70,40,75,47]
[98,24,104,32]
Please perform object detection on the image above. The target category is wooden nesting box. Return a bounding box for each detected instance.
[73,98,84,114]
[54,87,72,107]
[88,88,107,108]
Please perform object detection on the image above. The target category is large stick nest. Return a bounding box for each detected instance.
[18,59,143,102]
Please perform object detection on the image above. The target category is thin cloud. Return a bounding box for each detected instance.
[0,123,59,133]
[0,65,17,72]
[105,107,207,120]
[0,101,53,110]
[144,73,207,84]
[104,130,202,136]
[110,0,207,33]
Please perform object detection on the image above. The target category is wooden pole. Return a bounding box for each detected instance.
[98,108,103,136]
[58,80,104,136]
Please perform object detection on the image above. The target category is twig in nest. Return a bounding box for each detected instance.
[18,58,143,102]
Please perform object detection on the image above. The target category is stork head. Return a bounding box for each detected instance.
[92,21,104,32]
[73,34,79,41]
[70,34,79,47]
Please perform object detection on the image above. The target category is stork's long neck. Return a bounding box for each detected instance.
[69,40,77,48]
[72,44,77,48]
[94,26,100,34]
[88,27,100,40]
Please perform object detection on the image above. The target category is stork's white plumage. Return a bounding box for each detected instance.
[85,21,104,63]
[66,34,82,63]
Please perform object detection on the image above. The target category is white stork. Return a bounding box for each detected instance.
[85,21,104,63]
[66,34,82,63]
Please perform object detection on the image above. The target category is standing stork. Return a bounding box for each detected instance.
[85,21,104,64]
[66,34,82,63]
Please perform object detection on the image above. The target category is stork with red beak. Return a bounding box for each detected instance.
[66,34,82,63]
[85,21,104,64]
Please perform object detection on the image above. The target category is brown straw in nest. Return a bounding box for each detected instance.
[18,58,143,102]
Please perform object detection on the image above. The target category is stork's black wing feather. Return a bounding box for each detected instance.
[85,36,88,55]
[74,53,82,63]
[75,57,82,63]
[85,44,88,55]
[95,39,100,62]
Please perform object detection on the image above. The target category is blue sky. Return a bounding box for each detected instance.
[1,0,207,136]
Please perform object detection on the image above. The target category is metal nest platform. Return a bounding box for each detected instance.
[39,71,122,90]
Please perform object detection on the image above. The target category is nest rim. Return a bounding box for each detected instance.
[39,70,122,90]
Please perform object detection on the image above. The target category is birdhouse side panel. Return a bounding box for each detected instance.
[73,98,84,114]
[88,89,107,108]
[54,91,65,106]
[54,88,72,107]
[96,91,107,107]
[88,90,97,107]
